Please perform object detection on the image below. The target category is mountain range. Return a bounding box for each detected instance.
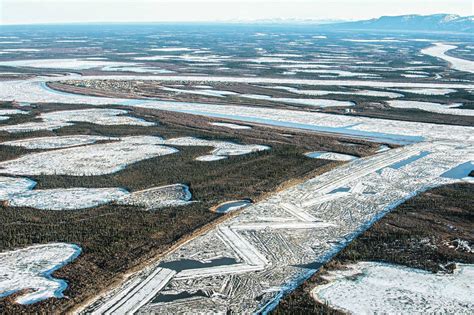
[320,14,473,33]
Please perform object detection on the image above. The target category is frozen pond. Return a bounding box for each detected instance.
[214,200,252,213]
[441,161,473,179]
[0,243,81,304]
[312,262,474,314]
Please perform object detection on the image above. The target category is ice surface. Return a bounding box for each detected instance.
[0,136,178,176]
[0,176,36,200]
[313,262,474,314]
[1,135,116,149]
[388,100,474,116]
[0,243,81,304]
[8,187,128,210]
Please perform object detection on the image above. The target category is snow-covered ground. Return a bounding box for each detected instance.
[241,94,354,107]
[393,88,457,95]
[0,176,36,199]
[1,75,472,107]
[422,43,474,74]
[0,109,29,121]
[305,151,358,161]
[161,137,269,161]
[0,58,135,70]
[1,135,115,149]
[86,140,474,314]
[0,243,81,304]
[312,262,474,314]
[270,86,404,98]
[0,108,154,133]
[0,136,178,176]
[8,187,129,210]
[387,100,474,116]
[117,184,192,210]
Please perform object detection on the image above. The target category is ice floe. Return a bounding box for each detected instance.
[387,100,474,116]
[0,243,81,304]
[313,262,474,314]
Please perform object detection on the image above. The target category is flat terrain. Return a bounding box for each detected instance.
[0,102,377,313]
[273,183,474,314]
[0,25,472,314]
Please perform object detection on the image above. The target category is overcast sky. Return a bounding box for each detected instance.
[1,0,472,25]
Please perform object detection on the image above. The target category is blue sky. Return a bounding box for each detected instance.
[1,0,471,25]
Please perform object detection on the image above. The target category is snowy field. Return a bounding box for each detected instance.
[0,136,178,176]
[8,187,129,210]
[387,100,474,116]
[1,135,115,149]
[305,151,358,161]
[0,108,154,133]
[312,262,474,314]
[0,243,81,304]
[0,176,36,199]
[117,184,192,210]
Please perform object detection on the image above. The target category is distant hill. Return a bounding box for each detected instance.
[321,14,474,33]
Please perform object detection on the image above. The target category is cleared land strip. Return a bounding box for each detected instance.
[91,268,176,315]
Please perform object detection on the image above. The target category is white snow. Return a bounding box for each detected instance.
[0,136,178,176]
[0,108,154,133]
[388,100,474,116]
[422,43,474,73]
[0,59,135,70]
[210,122,252,130]
[313,262,474,314]
[117,184,192,210]
[394,88,457,95]
[270,86,403,98]
[162,137,269,161]
[41,108,155,126]
[8,187,128,210]
[305,151,358,161]
[1,135,115,149]
[241,94,354,107]
[0,176,36,200]
[0,243,81,304]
